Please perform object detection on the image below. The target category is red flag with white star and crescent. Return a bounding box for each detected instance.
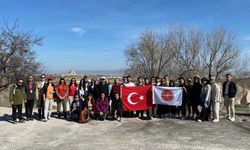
[121,85,153,111]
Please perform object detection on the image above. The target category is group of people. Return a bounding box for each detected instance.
[9,73,237,124]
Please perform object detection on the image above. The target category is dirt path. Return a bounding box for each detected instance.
[0,107,249,150]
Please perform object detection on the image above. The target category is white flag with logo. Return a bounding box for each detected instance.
[153,86,183,106]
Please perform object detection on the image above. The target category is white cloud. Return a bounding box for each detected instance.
[241,35,250,41]
[70,27,86,36]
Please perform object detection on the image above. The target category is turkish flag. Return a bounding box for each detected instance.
[121,86,153,111]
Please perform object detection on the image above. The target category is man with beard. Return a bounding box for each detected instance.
[24,75,37,121]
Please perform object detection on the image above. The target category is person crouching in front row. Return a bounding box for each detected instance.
[111,94,123,121]
[70,95,83,122]
[86,94,96,120]
[96,92,109,121]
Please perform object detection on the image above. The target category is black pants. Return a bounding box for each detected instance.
[71,109,80,122]
[12,104,23,120]
[191,103,200,117]
[171,106,177,116]
[200,104,209,121]
[38,98,45,119]
[187,100,192,116]
[25,99,35,119]
[111,109,122,118]
[96,112,107,121]
[181,100,187,117]
[157,105,164,116]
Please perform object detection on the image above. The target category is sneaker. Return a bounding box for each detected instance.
[230,117,235,122]
[197,119,202,122]
[42,119,47,122]
[212,119,219,123]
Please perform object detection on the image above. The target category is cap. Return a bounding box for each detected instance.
[48,76,53,80]
[100,76,106,80]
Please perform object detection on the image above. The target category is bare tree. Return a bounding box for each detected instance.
[201,27,240,79]
[124,30,176,77]
[0,20,43,90]
[170,26,203,76]
[124,26,242,80]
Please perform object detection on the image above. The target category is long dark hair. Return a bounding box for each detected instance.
[69,78,77,86]
[59,78,67,85]
[169,80,175,87]
[78,79,85,90]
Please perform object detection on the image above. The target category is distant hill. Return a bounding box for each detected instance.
[49,69,126,76]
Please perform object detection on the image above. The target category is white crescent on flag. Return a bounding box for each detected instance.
[127,92,139,105]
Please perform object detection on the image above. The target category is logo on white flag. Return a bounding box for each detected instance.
[161,90,174,102]
[153,86,183,106]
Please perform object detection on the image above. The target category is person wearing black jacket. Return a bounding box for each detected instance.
[24,75,37,121]
[111,94,123,121]
[222,74,237,121]
[97,78,109,98]
[70,95,84,122]
[178,78,188,119]
[190,75,202,120]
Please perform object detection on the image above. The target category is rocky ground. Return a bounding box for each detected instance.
[0,107,250,150]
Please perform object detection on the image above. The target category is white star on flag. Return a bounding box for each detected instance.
[139,96,144,101]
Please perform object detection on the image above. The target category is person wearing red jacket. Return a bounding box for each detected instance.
[68,78,78,106]
[55,78,69,119]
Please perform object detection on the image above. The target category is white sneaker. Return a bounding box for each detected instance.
[212,119,219,123]
[230,117,235,122]
[197,119,202,122]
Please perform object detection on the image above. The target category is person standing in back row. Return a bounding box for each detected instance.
[191,75,202,120]
[36,74,46,120]
[209,75,221,123]
[24,75,36,121]
[43,76,56,122]
[198,77,211,122]
[222,74,237,122]
[56,78,69,119]
[9,79,26,124]
[68,78,78,106]
[178,78,188,120]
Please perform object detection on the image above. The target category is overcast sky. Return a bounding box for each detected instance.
[1,0,250,72]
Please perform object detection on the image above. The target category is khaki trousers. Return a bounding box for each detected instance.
[224,96,235,119]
